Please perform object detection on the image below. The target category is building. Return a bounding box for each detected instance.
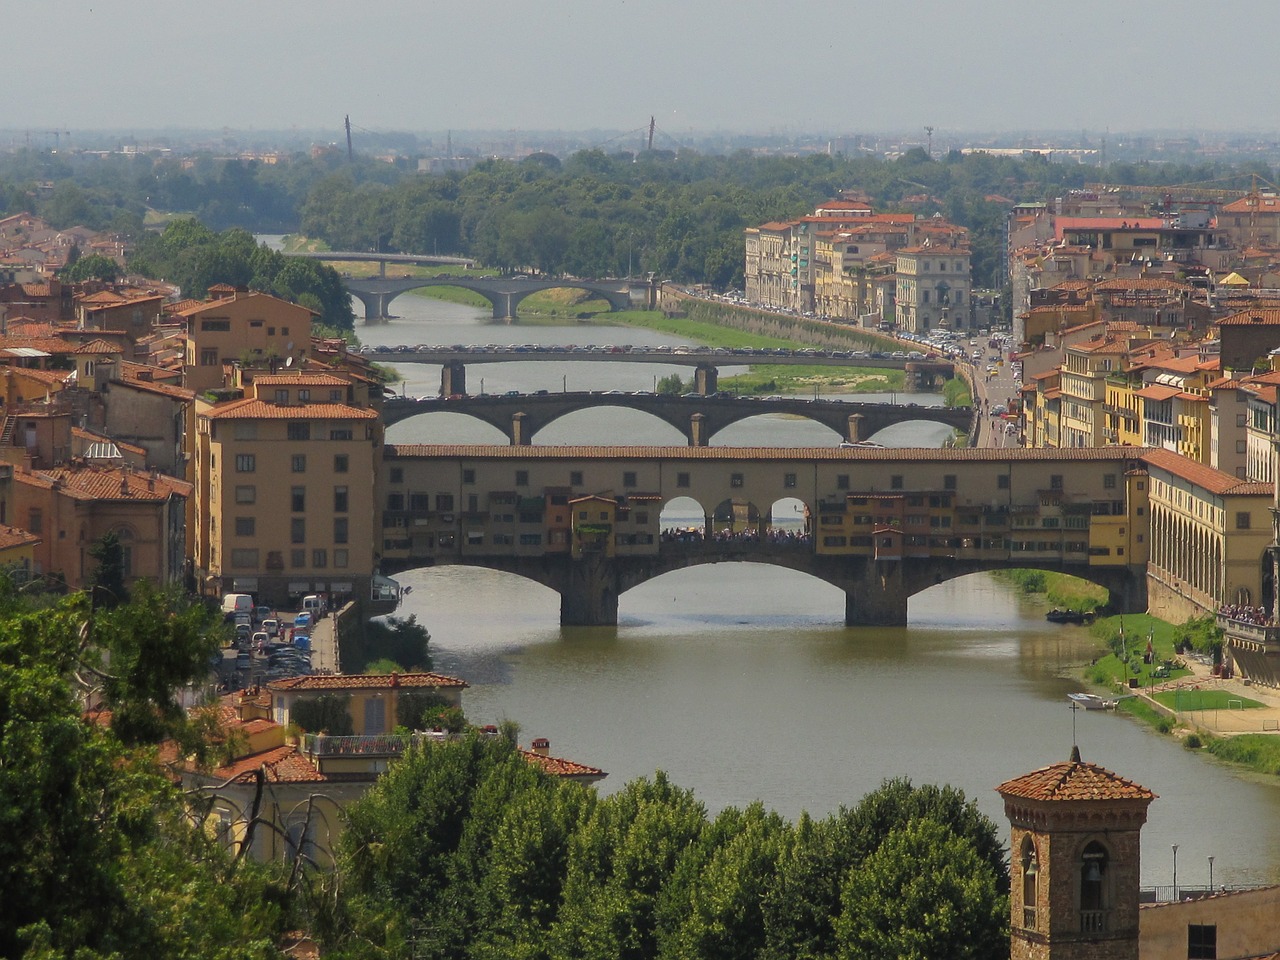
[175,288,315,393]
[193,371,382,607]
[895,240,972,334]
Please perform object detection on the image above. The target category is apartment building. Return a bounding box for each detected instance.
[177,288,314,393]
[895,240,972,334]
[193,371,381,607]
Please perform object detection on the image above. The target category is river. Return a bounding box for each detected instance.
[262,238,1280,887]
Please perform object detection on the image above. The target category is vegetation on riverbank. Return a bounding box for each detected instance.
[942,377,972,407]
[994,569,1108,614]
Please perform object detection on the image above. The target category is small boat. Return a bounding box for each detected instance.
[1068,692,1115,710]
[1046,608,1089,624]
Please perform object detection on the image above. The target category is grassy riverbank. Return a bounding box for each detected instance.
[994,569,1109,614]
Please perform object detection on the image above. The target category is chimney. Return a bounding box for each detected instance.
[531,737,550,756]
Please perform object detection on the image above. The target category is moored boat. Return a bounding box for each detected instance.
[1067,692,1115,710]
[1046,608,1090,624]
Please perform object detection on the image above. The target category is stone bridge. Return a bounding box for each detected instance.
[381,391,974,445]
[344,276,638,320]
[383,544,1147,628]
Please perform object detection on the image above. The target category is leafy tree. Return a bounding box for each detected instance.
[344,613,432,673]
[835,819,1008,960]
[87,530,128,608]
[61,252,121,282]
[290,694,355,736]
[656,373,685,395]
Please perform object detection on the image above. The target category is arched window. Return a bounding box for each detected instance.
[1021,836,1039,929]
[1080,841,1108,932]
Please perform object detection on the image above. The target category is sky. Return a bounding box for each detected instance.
[14,0,1280,140]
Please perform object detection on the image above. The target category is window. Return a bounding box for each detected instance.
[235,454,256,473]
[334,486,349,512]
[334,548,349,568]
[291,454,306,473]
[291,487,306,512]
[784,473,797,488]
[329,428,353,440]
[462,468,475,484]
[436,494,454,512]
[298,390,310,402]
[1238,413,1248,427]
[290,548,306,569]
[389,468,403,484]
[200,348,218,366]
[200,319,231,332]
[943,474,957,490]
[837,474,849,490]
[570,471,584,486]
[1103,473,1116,489]
[1050,474,1064,490]
[312,549,327,568]
[287,422,311,441]
[291,518,305,544]
[997,474,1010,489]
[1021,838,1038,930]
[515,470,529,487]
[1079,842,1108,929]
[330,389,342,401]
[623,471,637,488]
[387,493,404,511]
[233,421,257,440]
[235,486,256,504]
[677,472,690,488]
[1236,512,1251,530]
[730,473,744,488]
[891,475,904,490]
[275,389,289,403]
[409,493,429,511]
[235,517,255,536]
[333,518,348,544]
[333,454,349,473]
[1188,924,1217,960]
[27,508,41,534]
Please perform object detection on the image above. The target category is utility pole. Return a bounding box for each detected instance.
[647,116,655,153]
[925,126,934,159]
[345,115,353,162]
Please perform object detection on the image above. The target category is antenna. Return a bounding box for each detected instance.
[924,126,934,159]
[648,116,655,153]
[345,115,353,162]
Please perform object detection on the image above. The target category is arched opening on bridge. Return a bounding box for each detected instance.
[660,496,707,541]
[515,287,612,317]
[384,412,509,445]
[711,498,762,540]
[769,497,812,542]
[907,569,1113,630]
[620,562,847,627]
[532,408,686,446]
[866,420,963,448]
[710,415,843,447]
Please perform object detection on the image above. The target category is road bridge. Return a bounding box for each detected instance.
[287,250,477,272]
[381,391,974,446]
[343,276,638,321]
[378,444,1149,626]
[363,344,954,395]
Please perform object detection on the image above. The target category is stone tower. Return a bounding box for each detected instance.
[997,747,1156,960]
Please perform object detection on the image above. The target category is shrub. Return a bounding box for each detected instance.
[1183,733,1203,749]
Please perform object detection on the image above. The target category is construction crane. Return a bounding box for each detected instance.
[26,130,70,150]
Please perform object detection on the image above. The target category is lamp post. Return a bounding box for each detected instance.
[1172,844,1179,901]
[1208,856,1215,892]
[563,374,567,393]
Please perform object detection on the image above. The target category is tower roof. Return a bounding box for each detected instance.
[997,756,1156,804]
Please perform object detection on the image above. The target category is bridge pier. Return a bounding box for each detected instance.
[493,293,515,319]
[511,411,529,445]
[560,555,620,626]
[441,361,467,397]
[689,412,707,447]
[693,363,719,395]
[840,559,909,626]
[846,413,864,444]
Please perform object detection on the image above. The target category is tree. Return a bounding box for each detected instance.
[836,819,1008,960]
[61,252,121,282]
[87,530,128,608]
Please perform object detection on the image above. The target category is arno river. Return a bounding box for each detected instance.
[347,283,1280,888]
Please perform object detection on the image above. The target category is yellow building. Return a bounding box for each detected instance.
[176,288,315,393]
[194,370,382,607]
[1060,336,1130,447]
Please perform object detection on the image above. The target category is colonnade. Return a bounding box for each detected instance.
[1149,503,1229,604]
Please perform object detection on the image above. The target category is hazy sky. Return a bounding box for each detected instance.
[16,1,1280,139]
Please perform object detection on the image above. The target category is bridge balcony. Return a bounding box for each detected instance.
[1219,615,1280,646]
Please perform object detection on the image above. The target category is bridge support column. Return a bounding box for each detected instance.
[693,363,719,395]
[441,361,467,397]
[689,412,708,447]
[846,413,864,444]
[493,293,514,320]
[560,556,619,626]
[842,560,908,626]
[511,412,530,445]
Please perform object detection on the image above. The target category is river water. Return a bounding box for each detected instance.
[304,261,1280,887]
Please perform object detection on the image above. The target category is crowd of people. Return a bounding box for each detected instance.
[661,527,812,546]
[1219,604,1274,626]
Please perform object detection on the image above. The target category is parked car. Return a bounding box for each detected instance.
[261,618,280,638]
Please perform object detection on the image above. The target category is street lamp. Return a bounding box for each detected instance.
[562,374,567,393]
[1208,856,1215,892]
[1172,844,1179,901]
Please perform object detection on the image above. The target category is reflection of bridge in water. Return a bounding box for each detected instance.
[379,444,1149,626]
[382,392,974,446]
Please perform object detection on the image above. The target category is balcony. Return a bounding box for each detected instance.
[302,732,451,758]
[1218,615,1280,646]
[1079,910,1108,934]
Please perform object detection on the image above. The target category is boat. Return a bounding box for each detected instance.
[1046,608,1090,624]
[1067,692,1116,710]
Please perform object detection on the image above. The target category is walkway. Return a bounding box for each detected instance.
[1136,658,1280,736]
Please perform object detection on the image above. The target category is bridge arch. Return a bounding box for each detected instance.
[708,414,844,447]
[660,496,708,540]
[383,410,509,444]
[530,406,687,446]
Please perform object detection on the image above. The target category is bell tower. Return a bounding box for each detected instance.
[997,747,1156,960]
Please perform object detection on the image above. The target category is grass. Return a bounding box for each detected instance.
[995,569,1109,613]
[1150,689,1264,711]
[1204,734,1280,775]
[1085,613,1193,688]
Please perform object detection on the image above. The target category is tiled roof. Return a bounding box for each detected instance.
[1096,277,1193,291]
[203,398,377,420]
[1135,384,1182,402]
[19,464,192,501]
[253,373,351,387]
[0,523,39,550]
[1221,194,1280,213]
[997,758,1155,803]
[211,745,326,784]
[1218,308,1280,326]
[268,672,468,692]
[72,339,121,355]
[387,444,1145,463]
[520,749,606,779]
[1142,448,1273,496]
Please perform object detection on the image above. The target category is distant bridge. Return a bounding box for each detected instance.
[343,276,639,321]
[287,250,477,271]
[381,391,974,445]
[364,344,955,394]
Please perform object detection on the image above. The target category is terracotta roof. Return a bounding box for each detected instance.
[1218,308,1280,326]
[267,672,468,692]
[997,758,1155,803]
[0,523,39,550]
[253,373,351,387]
[18,464,192,501]
[210,745,326,784]
[386,444,1145,463]
[520,748,606,779]
[1141,448,1274,496]
[1095,277,1193,292]
[1135,384,1182,402]
[202,398,377,420]
[72,338,122,355]
[1221,194,1280,213]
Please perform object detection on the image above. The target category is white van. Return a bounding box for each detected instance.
[221,593,254,617]
[301,594,324,615]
